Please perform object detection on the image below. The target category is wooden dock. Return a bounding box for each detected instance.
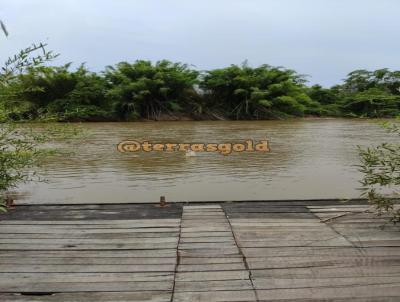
[0,201,399,301]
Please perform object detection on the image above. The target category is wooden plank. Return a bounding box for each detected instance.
[0,292,171,302]
[247,256,400,270]
[180,231,232,238]
[0,237,178,245]
[0,219,180,225]
[180,237,235,243]
[172,290,256,302]
[0,242,178,250]
[182,212,224,215]
[0,227,180,234]
[0,264,176,273]
[179,242,237,249]
[178,249,240,257]
[236,237,352,247]
[256,283,400,301]
[174,280,253,292]
[0,232,179,239]
[0,272,174,283]
[0,281,172,292]
[179,257,243,265]
[241,247,364,257]
[253,276,400,289]
[182,205,221,209]
[180,227,231,232]
[251,265,400,278]
[0,257,176,265]
[0,249,177,258]
[235,232,341,239]
[177,263,246,272]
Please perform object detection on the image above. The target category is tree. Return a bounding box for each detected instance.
[342,88,400,117]
[337,69,400,117]
[104,60,200,120]
[307,84,340,105]
[201,63,321,119]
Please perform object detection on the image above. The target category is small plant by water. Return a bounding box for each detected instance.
[358,121,400,222]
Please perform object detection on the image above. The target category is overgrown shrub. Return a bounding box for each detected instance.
[201,63,321,119]
[104,60,200,120]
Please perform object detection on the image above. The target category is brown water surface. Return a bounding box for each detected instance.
[15,119,397,204]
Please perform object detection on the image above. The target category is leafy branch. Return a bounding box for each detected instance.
[358,122,400,222]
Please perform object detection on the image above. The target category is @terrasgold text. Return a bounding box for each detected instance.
[117,140,270,155]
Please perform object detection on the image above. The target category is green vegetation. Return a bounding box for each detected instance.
[0,43,82,212]
[358,121,400,222]
[0,123,83,212]
[201,64,321,119]
[1,44,400,121]
[104,60,199,120]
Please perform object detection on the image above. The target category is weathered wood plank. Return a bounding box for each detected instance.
[0,257,176,265]
[0,227,180,234]
[172,290,256,302]
[253,276,400,289]
[174,280,253,292]
[177,263,246,272]
[180,237,235,243]
[0,249,177,258]
[0,242,178,250]
[180,227,231,232]
[178,249,241,257]
[256,283,400,301]
[0,264,176,273]
[180,231,232,238]
[0,292,171,302]
[251,266,400,278]
[0,232,179,239]
[179,257,243,265]
[182,205,221,209]
[0,219,180,225]
[0,237,178,245]
[0,236,178,244]
[0,272,174,283]
[0,281,173,292]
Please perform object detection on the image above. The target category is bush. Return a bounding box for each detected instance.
[358,122,400,222]
[1,63,110,121]
[104,60,200,120]
[201,63,321,119]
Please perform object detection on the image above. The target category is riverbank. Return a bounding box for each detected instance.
[2,44,399,125]
[1,114,384,123]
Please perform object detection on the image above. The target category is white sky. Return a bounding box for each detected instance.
[1,0,399,86]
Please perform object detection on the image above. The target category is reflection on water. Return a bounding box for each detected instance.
[15,119,398,204]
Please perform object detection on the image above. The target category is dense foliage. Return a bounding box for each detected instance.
[358,122,400,222]
[104,60,199,120]
[201,64,321,119]
[1,46,400,121]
